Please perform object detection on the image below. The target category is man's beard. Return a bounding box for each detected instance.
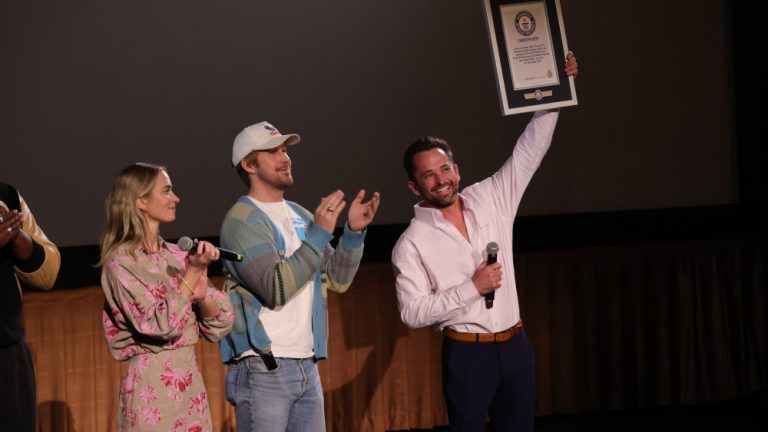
[423,183,459,208]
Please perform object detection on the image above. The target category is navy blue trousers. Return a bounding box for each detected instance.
[442,330,535,432]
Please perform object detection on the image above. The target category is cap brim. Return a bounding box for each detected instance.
[232,132,302,167]
[262,133,301,150]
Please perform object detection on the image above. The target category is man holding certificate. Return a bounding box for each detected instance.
[392,53,577,431]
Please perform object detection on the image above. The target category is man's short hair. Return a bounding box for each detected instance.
[236,150,259,187]
[403,136,455,182]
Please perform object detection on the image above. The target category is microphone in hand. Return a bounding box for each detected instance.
[485,242,499,309]
[178,236,244,262]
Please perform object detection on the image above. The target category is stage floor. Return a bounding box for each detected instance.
[402,388,767,432]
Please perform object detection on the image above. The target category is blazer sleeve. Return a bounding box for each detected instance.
[13,194,60,290]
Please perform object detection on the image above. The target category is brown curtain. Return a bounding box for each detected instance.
[24,240,766,431]
[517,240,765,414]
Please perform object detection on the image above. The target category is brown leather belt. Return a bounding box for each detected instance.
[443,322,524,343]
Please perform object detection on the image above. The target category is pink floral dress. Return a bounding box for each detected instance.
[101,241,233,432]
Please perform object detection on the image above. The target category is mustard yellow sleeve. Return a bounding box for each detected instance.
[13,195,60,290]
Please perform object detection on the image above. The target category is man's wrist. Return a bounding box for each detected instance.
[346,221,366,233]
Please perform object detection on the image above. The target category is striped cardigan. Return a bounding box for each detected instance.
[218,196,365,362]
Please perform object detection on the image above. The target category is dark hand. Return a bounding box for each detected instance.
[0,210,22,248]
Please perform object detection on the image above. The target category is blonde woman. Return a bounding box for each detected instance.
[100,163,233,431]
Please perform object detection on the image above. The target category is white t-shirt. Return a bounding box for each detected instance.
[243,197,315,359]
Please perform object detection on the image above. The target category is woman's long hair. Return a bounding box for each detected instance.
[98,162,166,266]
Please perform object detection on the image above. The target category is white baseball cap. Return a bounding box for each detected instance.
[231,121,301,167]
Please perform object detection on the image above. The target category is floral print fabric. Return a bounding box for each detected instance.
[101,241,233,431]
[120,347,209,431]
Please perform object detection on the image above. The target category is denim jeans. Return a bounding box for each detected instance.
[225,356,325,432]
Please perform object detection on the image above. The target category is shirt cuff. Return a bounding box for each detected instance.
[456,279,482,306]
[339,223,366,249]
[304,223,334,253]
[14,240,45,273]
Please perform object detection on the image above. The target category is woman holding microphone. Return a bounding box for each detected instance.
[100,163,232,431]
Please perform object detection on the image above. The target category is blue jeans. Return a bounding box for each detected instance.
[225,356,325,432]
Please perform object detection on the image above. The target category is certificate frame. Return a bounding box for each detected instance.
[483,0,577,116]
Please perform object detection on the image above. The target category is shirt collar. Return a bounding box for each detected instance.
[139,237,168,254]
[412,193,490,229]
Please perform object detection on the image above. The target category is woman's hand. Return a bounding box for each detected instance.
[187,240,220,269]
[183,240,220,302]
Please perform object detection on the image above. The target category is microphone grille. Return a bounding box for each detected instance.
[486,241,499,254]
[177,236,194,252]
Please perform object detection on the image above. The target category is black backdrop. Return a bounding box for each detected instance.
[2,0,738,248]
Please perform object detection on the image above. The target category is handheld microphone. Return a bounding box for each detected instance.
[485,242,499,309]
[178,236,244,262]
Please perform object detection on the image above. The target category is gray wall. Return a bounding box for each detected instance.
[0,0,735,246]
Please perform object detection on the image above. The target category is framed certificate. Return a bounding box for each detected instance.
[483,0,577,115]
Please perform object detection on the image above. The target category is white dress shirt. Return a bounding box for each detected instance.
[392,110,559,333]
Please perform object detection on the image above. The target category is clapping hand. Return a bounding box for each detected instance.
[347,190,381,232]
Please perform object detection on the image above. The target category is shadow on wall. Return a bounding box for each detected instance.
[323,263,410,431]
[37,400,76,432]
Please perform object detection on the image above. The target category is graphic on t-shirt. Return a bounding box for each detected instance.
[291,217,307,241]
